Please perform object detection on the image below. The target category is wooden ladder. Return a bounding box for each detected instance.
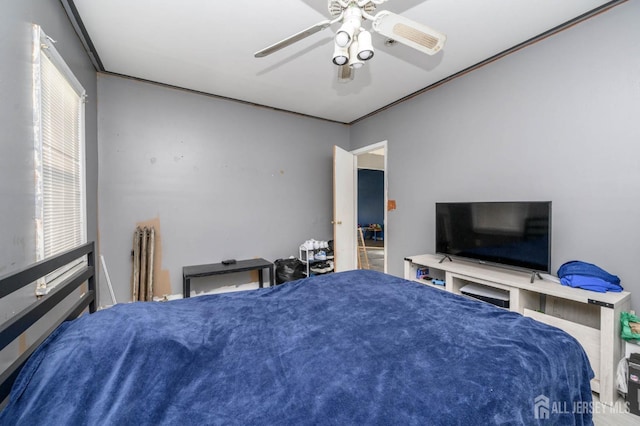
[357,227,370,270]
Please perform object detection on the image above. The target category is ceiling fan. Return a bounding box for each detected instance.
[254,0,447,82]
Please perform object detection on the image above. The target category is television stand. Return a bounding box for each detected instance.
[438,255,452,264]
[404,253,630,406]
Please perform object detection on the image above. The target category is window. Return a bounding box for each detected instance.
[33,25,87,294]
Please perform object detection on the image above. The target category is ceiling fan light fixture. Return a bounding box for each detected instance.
[356,30,374,61]
[332,43,349,66]
[335,22,355,47]
[348,40,364,69]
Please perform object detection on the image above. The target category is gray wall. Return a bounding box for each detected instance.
[0,0,98,370]
[97,75,349,302]
[0,1,98,311]
[350,1,640,308]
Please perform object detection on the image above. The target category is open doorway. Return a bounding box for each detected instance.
[353,142,387,273]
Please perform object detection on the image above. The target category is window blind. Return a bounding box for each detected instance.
[34,26,87,292]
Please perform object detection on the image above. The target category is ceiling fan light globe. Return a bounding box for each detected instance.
[336,21,356,47]
[356,30,374,61]
[333,43,350,66]
[357,50,374,61]
[335,31,351,47]
[333,55,348,66]
[350,62,364,69]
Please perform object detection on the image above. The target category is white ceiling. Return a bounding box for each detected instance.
[70,0,616,124]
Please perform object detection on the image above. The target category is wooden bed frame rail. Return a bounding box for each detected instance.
[0,241,96,406]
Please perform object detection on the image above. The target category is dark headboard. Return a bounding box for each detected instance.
[0,242,96,406]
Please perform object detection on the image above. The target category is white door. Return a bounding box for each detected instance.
[333,145,357,272]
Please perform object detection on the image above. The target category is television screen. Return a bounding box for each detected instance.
[435,201,551,273]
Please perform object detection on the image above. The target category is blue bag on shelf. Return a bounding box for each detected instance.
[557,261,622,293]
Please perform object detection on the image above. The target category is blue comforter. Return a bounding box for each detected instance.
[0,270,593,425]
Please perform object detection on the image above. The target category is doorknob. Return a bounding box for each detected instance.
[331,220,343,225]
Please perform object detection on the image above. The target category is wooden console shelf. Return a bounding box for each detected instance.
[404,254,631,406]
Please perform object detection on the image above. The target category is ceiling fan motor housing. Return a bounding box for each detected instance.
[343,5,364,31]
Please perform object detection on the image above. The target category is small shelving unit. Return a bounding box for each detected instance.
[299,246,333,276]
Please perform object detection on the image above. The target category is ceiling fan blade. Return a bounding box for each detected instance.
[372,11,446,55]
[337,65,354,83]
[254,20,332,58]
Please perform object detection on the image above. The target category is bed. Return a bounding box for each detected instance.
[0,243,594,425]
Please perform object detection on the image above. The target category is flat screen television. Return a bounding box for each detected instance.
[435,201,551,273]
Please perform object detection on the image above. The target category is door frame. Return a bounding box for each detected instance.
[351,140,388,273]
